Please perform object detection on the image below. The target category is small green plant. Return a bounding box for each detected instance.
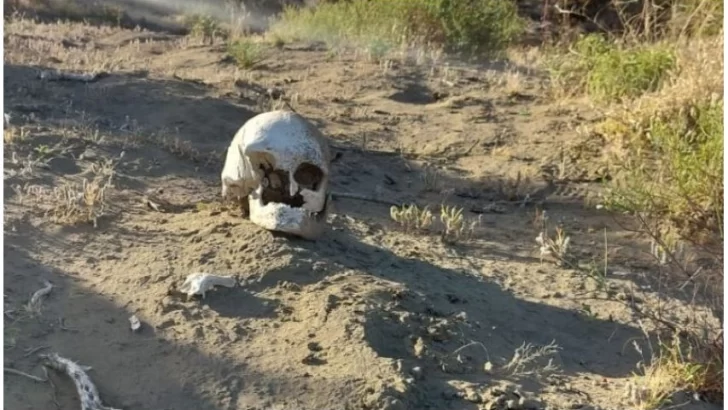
[270,0,525,57]
[226,39,265,69]
[390,204,434,232]
[365,38,391,62]
[548,34,676,102]
[186,14,224,44]
[269,32,286,49]
[33,144,56,160]
[603,100,723,240]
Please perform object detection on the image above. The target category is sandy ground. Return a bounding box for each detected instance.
[3,12,721,410]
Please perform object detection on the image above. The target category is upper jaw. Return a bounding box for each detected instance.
[248,187,327,240]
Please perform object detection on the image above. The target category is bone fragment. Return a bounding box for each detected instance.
[179,273,237,298]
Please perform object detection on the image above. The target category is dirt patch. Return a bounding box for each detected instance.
[3,13,720,410]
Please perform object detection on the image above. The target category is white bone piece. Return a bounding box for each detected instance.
[128,315,141,332]
[179,273,237,298]
[221,110,332,239]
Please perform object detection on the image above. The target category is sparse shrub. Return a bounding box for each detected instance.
[268,32,286,49]
[390,204,434,232]
[270,0,525,56]
[602,99,723,242]
[186,14,225,44]
[15,0,126,27]
[500,340,561,378]
[227,39,265,69]
[431,0,525,54]
[498,171,530,202]
[547,34,676,102]
[48,177,108,227]
[628,332,723,410]
[421,166,441,192]
[668,0,724,38]
[364,38,391,62]
[11,157,116,227]
[586,28,724,406]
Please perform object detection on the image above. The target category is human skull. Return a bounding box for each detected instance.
[221,110,331,239]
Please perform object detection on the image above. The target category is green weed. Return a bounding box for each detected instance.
[269,0,525,57]
[226,39,265,69]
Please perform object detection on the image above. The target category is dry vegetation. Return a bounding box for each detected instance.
[3,0,723,409]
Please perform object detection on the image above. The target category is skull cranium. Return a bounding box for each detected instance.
[221,110,331,239]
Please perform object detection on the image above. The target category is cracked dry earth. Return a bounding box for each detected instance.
[3,16,720,410]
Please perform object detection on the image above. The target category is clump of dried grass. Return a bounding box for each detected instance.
[627,326,723,410]
[439,204,479,244]
[390,204,434,232]
[12,157,117,227]
[4,125,28,145]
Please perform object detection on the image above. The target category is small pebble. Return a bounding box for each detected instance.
[506,399,520,409]
[411,366,423,380]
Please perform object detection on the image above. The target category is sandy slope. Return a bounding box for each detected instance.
[3,15,720,410]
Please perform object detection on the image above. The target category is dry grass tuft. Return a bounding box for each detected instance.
[390,204,434,232]
[439,205,479,244]
[4,125,29,145]
[420,166,441,193]
[536,225,572,267]
[47,177,109,227]
[11,157,117,227]
[493,172,532,202]
[627,330,723,409]
[390,203,480,243]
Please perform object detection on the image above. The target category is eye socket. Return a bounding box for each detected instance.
[294,163,324,191]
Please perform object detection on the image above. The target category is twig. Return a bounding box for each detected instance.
[450,340,491,362]
[24,345,50,357]
[678,265,705,290]
[4,367,47,382]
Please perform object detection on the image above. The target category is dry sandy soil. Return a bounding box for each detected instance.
[2,9,721,410]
